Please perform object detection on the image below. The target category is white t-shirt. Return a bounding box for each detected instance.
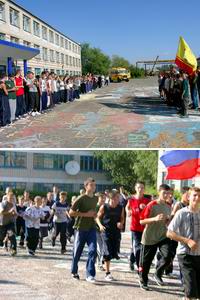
[24,206,45,229]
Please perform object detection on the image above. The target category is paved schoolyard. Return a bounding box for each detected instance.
[0,230,183,300]
[1,77,199,148]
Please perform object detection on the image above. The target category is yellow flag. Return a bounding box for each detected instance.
[175,37,197,74]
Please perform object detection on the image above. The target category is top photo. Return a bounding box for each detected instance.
[0,0,200,148]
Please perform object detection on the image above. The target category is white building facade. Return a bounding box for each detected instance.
[0,150,113,193]
[0,0,82,75]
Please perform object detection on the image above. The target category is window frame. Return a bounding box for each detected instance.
[9,7,20,28]
[23,14,31,33]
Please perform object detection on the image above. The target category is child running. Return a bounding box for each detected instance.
[16,195,26,247]
[24,196,45,256]
[39,197,51,249]
[51,191,69,254]
[96,190,124,281]
[0,191,17,256]
[139,184,172,290]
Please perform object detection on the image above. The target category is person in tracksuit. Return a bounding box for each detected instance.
[0,74,11,127]
[69,178,98,283]
[51,191,69,254]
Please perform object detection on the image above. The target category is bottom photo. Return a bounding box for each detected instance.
[0,149,199,300]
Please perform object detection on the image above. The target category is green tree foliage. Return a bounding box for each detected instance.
[111,55,130,69]
[94,151,158,192]
[81,43,111,75]
[129,65,145,78]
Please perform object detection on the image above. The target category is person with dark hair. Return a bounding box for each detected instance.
[69,178,97,283]
[139,184,172,290]
[167,187,200,300]
[96,190,124,281]
[126,181,149,271]
[0,74,11,127]
[14,69,26,119]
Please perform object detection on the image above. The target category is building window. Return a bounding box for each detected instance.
[56,51,60,64]
[34,44,40,59]
[55,34,59,46]
[10,36,19,44]
[0,32,5,40]
[73,57,75,67]
[33,153,74,170]
[60,37,64,48]
[65,55,69,66]
[69,56,72,66]
[65,39,68,50]
[0,182,27,191]
[49,50,54,62]
[49,30,54,43]
[33,183,73,193]
[56,70,60,75]
[23,15,31,32]
[61,53,64,65]
[80,156,103,172]
[10,7,20,27]
[42,26,48,40]
[0,1,5,21]
[42,47,48,61]
[33,20,40,37]
[69,42,72,51]
[23,40,31,47]
[35,68,41,75]
[0,151,27,168]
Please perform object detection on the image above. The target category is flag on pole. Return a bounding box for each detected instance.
[160,150,200,180]
[175,37,197,75]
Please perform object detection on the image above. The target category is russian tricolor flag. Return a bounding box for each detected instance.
[160,150,200,180]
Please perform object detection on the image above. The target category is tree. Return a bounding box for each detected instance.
[129,64,145,78]
[111,55,130,69]
[81,43,111,75]
[94,151,158,192]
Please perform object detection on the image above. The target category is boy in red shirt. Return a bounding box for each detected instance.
[126,181,149,271]
[15,69,25,119]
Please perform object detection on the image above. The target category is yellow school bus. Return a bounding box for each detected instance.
[109,67,131,82]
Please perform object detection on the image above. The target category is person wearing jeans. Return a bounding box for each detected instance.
[69,178,98,283]
[126,181,149,271]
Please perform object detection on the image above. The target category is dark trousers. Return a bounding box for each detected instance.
[73,89,80,99]
[157,239,178,275]
[0,223,16,250]
[60,90,65,102]
[130,231,143,268]
[180,96,189,116]
[52,222,67,250]
[0,95,11,126]
[26,227,39,251]
[71,229,97,277]
[16,218,25,246]
[178,254,200,299]
[29,92,39,112]
[16,95,26,117]
[139,238,171,284]
[41,92,48,111]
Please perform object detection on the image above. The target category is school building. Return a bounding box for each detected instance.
[157,150,200,191]
[0,0,82,76]
[0,150,113,193]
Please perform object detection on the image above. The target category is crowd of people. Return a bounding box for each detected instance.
[0,70,109,127]
[0,179,200,300]
[158,66,200,118]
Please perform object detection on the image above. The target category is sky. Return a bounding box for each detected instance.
[15,0,200,63]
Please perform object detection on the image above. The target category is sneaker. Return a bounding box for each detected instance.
[153,274,164,286]
[61,249,67,254]
[86,276,96,284]
[28,249,35,256]
[10,249,17,256]
[31,112,36,117]
[139,280,150,291]
[105,273,115,281]
[129,262,134,271]
[72,274,80,280]
[35,111,41,115]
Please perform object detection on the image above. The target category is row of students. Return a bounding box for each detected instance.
[0,70,109,127]
[1,181,199,299]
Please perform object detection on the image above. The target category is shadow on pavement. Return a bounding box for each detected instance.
[101,96,177,117]
[0,280,22,285]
